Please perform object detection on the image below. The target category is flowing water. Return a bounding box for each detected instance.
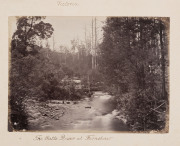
[26,91,128,131]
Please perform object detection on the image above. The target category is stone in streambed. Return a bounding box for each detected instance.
[42,113,48,116]
[55,116,59,120]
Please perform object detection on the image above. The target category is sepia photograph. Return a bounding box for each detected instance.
[8,16,169,132]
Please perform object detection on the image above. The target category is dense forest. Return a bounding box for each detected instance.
[9,16,169,132]
[99,17,169,131]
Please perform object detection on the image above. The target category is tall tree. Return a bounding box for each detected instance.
[12,16,54,55]
[159,19,168,100]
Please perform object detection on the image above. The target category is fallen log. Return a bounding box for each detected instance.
[85,106,91,108]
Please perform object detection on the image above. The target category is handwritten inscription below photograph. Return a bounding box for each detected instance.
[8,16,169,132]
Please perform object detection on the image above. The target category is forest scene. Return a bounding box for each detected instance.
[8,16,169,132]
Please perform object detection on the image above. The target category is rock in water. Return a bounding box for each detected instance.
[55,117,59,120]
[42,113,48,116]
[85,106,91,108]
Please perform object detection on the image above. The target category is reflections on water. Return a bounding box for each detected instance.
[26,91,128,131]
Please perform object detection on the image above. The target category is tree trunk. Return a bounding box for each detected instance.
[159,19,167,100]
